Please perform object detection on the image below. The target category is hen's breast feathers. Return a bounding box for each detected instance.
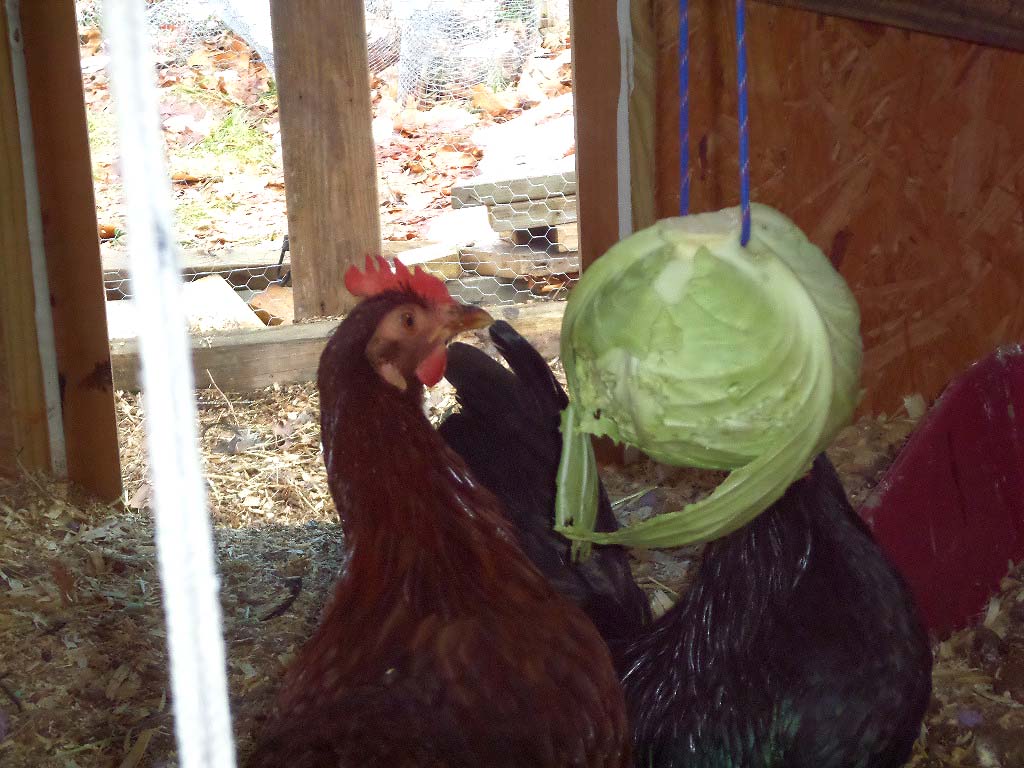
[254,349,629,767]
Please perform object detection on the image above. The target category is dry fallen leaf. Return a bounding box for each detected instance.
[171,170,222,184]
[470,84,520,117]
[434,144,479,170]
[81,27,102,56]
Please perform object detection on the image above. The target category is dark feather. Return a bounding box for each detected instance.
[619,453,932,768]
[249,295,629,768]
[440,321,651,642]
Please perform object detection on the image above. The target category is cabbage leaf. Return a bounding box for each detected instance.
[556,204,862,550]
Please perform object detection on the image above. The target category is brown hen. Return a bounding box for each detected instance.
[246,257,629,768]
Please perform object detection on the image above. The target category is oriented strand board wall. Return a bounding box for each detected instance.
[654,1,1024,415]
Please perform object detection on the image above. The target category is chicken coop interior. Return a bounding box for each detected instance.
[2,0,1024,765]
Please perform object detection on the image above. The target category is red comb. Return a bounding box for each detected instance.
[344,255,453,305]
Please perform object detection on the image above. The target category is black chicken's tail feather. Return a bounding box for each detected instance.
[488,320,569,413]
[440,321,651,642]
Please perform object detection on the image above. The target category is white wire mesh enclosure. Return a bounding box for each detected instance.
[81,0,577,330]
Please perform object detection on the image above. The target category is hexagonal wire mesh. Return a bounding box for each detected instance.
[85,0,577,334]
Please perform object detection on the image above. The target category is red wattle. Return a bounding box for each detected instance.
[415,345,447,387]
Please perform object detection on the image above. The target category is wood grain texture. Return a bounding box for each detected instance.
[487,196,578,230]
[757,0,1024,52]
[21,0,122,500]
[110,302,567,392]
[451,159,577,207]
[628,0,658,231]
[570,0,622,270]
[0,5,50,476]
[652,0,1024,415]
[269,0,381,319]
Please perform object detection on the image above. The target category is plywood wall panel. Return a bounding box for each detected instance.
[653,0,1024,415]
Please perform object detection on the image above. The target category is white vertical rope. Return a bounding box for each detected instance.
[4,0,68,476]
[614,0,634,240]
[103,2,236,766]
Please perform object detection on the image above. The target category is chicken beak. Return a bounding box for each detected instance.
[447,303,494,336]
[417,304,493,388]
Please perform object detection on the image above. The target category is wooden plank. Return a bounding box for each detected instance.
[101,244,285,277]
[487,196,578,231]
[569,0,659,467]
[628,0,658,230]
[570,0,622,270]
[451,158,577,207]
[269,0,381,319]
[111,320,337,392]
[396,242,463,279]
[652,0,683,219]
[0,4,50,476]
[757,0,1024,52]
[110,301,568,392]
[20,0,122,499]
[460,241,580,279]
[106,275,265,341]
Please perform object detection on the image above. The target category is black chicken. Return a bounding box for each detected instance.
[619,452,932,767]
[441,321,933,768]
[440,321,651,643]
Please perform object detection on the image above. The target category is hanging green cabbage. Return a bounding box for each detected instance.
[556,203,862,553]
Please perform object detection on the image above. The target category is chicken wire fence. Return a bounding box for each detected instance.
[84,0,577,326]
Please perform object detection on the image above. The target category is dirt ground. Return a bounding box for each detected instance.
[1,372,1022,767]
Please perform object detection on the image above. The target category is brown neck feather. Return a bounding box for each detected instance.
[318,340,550,618]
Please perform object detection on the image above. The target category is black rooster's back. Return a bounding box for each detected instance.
[440,320,650,642]
[619,453,933,767]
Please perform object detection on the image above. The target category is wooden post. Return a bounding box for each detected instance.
[570,0,660,270]
[269,0,381,319]
[20,0,122,501]
[0,4,50,476]
[627,0,658,231]
[571,0,662,465]
[570,0,621,271]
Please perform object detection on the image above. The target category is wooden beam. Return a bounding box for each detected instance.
[111,301,568,393]
[0,3,50,476]
[451,159,577,207]
[571,0,664,271]
[0,4,53,476]
[570,0,621,270]
[628,0,658,231]
[460,242,579,279]
[112,319,337,393]
[20,0,122,500]
[269,0,381,320]
[487,196,578,231]
[757,0,1024,52]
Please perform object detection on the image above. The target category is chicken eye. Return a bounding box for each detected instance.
[401,312,415,330]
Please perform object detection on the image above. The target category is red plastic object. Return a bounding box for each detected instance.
[859,345,1024,637]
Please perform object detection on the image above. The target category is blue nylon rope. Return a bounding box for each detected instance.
[736,0,751,245]
[678,0,690,215]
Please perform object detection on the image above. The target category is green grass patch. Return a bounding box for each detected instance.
[197,106,276,168]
